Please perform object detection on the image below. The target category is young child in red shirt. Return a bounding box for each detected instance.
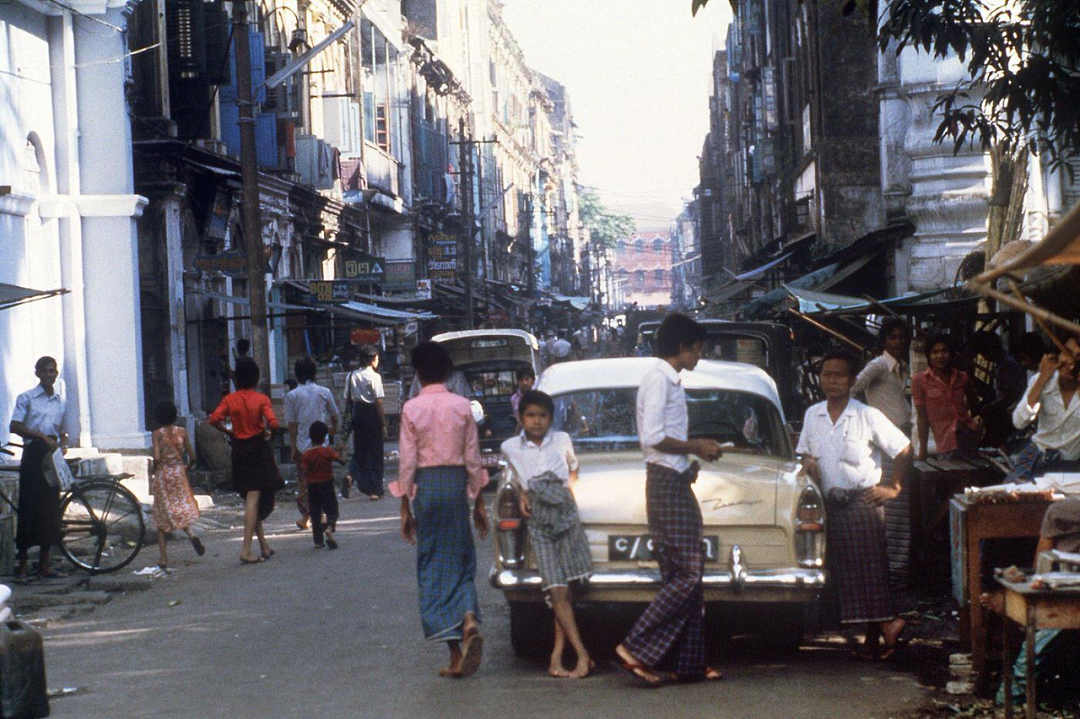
[302,421,346,549]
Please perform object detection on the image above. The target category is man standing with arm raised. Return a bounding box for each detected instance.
[614,313,723,685]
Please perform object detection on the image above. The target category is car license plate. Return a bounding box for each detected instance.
[480,453,501,468]
[608,535,719,562]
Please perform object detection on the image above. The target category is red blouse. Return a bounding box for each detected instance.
[208,389,279,440]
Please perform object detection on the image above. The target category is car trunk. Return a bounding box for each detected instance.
[572,450,781,527]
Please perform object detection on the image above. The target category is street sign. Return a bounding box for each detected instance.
[310,280,350,303]
[342,253,386,283]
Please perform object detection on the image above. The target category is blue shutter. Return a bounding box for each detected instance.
[256,113,278,168]
[219,30,275,167]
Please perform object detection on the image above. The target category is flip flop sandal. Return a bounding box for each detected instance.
[458,634,484,677]
[610,660,665,687]
[670,667,723,683]
[240,556,264,564]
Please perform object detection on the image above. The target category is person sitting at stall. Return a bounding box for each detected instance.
[913,332,980,460]
[968,330,1028,449]
[853,318,913,436]
[1008,339,1080,481]
[982,498,1080,707]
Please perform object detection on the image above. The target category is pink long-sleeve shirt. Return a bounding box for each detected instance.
[390,384,489,500]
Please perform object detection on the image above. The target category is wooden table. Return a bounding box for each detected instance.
[913,456,1003,580]
[949,496,1055,692]
[998,578,1080,719]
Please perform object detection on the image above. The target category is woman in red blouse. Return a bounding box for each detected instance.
[209,358,284,563]
[913,332,979,460]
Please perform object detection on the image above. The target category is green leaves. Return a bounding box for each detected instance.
[879,0,1080,170]
[578,187,636,249]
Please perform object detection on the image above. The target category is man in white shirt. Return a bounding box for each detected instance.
[9,356,69,578]
[345,346,387,500]
[550,335,572,363]
[285,357,340,524]
[797,348,912,659]
[615,314,722,686]
[852,318,912,433]
[1008,339,1080,481]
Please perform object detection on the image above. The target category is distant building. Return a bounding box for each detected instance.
[613,229,675,309]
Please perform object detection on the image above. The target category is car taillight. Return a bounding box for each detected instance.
[495,485,526,567]
[795,486,825,568]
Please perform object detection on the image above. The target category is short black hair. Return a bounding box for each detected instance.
[358,345,379,367]
[154,400,178,426]
[234,357,260,390]
[309,420,329,445]
[35,356,57,373]
[653,313,706,358]
[411,342,452,384]
[294,356,317,383]
[236,338,250,355]
[516,367,536,381]
[1013,332,1047,361]
[821,348,861,378]
[878,317,911,346]
[518,389,554,418]
[924,332,957,360]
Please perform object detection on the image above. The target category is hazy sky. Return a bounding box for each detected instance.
[501,0,733,228]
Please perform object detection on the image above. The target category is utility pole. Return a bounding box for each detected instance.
[233,0,271,390]
[524,192,535,296]
[457,118,475,329]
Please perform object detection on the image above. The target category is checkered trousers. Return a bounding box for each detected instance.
[622,463,706,677]
[527,479,592,592]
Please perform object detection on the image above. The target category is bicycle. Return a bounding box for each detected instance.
[1,443,146,574]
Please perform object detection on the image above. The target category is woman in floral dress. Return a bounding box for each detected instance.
[151,401,205,568]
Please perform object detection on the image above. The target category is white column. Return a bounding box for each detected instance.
[74,5,150,450]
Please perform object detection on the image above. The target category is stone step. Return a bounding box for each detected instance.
[85,574,156,593]
[15,590,111,613]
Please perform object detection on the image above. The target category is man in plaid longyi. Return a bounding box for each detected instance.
[614,314,723,686]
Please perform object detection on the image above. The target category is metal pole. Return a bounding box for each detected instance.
[233,0,271,391]
[458,118,474,329]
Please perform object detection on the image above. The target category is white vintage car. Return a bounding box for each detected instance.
[490,357,826,655]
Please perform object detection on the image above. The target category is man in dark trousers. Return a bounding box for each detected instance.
[10,356,69,579]
[614,313,723,685]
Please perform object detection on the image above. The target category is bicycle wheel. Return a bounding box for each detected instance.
[59,481,145,574]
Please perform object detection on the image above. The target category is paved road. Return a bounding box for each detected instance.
[41,486,932,718]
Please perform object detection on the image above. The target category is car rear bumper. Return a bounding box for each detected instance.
[491,565,825,602]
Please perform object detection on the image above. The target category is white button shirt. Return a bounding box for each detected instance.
[284,381,341,452]
[11,383,67,438]
[500,430,579,489]
[1012,371,1080,461]
[345,366,384,405]
[796,398,911,493]
[637,359,690,472]
[852,351,911,430]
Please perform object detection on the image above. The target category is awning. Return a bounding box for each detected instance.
[706,280,754,304]
[550,294,591,311]
[331,300,436,326]
[733,251,795,281]
[192,289,317,312]
[787,287,869,313]
[0,283,68,311]
[977,200,1080,282]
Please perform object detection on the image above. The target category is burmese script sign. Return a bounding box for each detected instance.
[342,253,386,283]
[426,233,457,284]
[310,280,350,303]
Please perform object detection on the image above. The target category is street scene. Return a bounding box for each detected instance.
[2,0,1080,716]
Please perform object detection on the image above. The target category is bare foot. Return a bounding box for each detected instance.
[438,666,462,677]
[462,612,480,639]
[548,659,571,678]
[614,644,661,684]
[881,617,905,646]
[568,659,595,679]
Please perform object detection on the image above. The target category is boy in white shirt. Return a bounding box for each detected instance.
[501,390,593,679]
[797,348,912,659]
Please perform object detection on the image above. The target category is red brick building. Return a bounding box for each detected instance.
[613,227,674,309]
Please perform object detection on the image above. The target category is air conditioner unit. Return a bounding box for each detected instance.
[295,134,335,190]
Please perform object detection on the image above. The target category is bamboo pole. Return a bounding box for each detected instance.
[787,308,866,352]
[1007,279,1069,354]
[968,279,1080,338]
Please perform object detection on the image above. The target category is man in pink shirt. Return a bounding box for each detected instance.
[393,341,489,678]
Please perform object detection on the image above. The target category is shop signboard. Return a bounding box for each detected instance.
[351,328,381,346]
[193,248,247,276]
[310,280,350,303]
[342,252,386,283]
[426,233,457,284]
[382,260,416,291]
